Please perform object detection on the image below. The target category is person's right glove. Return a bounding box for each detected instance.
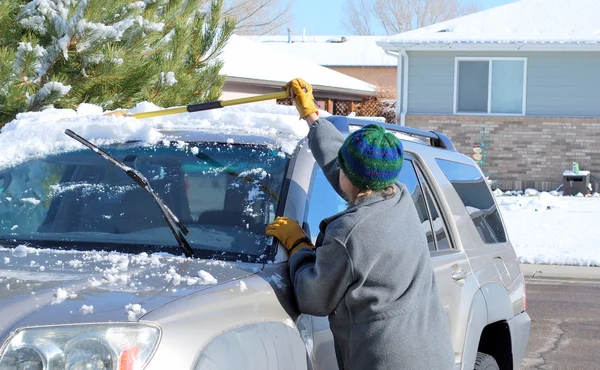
[266,216,314,256]
[282,78,319,119]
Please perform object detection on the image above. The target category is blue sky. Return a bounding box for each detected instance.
[289,0,517,36]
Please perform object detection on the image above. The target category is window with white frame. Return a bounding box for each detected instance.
[454,58,527,115]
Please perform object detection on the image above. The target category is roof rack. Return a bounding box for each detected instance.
[327,115,456,152]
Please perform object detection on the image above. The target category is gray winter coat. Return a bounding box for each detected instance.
[289,118,454,370]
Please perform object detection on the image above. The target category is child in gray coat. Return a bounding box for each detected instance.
[266,78,454,370]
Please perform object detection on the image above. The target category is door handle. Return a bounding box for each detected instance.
[452,270,468,281]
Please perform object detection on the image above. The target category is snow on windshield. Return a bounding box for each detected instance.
[0,102,313,170]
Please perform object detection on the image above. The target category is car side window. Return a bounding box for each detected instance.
[415,166,452,250]
[436,159,507,244]
[304,166,347,244]
[397,160,436,252]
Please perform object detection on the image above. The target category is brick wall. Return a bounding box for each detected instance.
[406,115,600,192]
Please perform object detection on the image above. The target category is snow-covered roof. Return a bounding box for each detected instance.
[220,35,376,94]
[378,0,600,51]
[242,35,397,67]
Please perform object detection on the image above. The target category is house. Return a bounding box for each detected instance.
[377,0,600,191]
[219,35,376,114]
[245,34,398,90]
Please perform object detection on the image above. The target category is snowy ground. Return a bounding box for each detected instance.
[498,192,600,266]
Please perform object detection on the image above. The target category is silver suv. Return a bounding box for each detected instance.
[0,114,530,370]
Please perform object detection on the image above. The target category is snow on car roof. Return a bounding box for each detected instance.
[0,102,313,169]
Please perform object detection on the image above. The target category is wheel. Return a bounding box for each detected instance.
[473,352,500,370]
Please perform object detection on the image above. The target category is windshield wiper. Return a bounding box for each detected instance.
[64,129,196,258]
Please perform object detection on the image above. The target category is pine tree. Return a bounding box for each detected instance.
[0,0,235,125]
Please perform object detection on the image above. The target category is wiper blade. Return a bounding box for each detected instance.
[64,129,196,258]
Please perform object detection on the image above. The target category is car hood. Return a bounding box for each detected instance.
[0,245,259,340]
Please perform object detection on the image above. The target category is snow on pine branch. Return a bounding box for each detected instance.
[14,42,46,82]
[159,72,177,87]
[27,82,72,111]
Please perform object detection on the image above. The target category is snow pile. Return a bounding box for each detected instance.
[499,195,600,266]
[125,303,147,321]
[0,102,311,169]
[497,192,568,212]
[52,287,77,305]
[80,304,94,315]
[12,245,34,258]
[197,270,217,285]
[524,188,539,197]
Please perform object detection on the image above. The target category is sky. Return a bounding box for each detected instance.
[289,0,518,36]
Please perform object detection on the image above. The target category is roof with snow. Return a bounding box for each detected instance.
[378,0,600,51]
[219,35,376,95]
[242,35,397,67]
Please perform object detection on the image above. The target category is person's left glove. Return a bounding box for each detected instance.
[266,217,314,256]
[282,78,319,119]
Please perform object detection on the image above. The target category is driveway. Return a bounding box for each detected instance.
[521,277,600,370]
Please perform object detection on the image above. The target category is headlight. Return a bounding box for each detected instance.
[0,324,160,370]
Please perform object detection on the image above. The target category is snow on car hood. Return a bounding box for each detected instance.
[0,245,259,337]
[0,102,313,170]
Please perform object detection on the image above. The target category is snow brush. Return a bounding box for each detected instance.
[106,91,288,119]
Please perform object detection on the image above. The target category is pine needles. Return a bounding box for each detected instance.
[0,0,235,126]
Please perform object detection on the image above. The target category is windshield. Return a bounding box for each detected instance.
[0,141,289,261]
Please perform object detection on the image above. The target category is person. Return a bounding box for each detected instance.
[266,78,455,370]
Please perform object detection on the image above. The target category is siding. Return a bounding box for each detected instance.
[406,51,600,117]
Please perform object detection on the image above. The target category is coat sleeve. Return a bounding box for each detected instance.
[288,233,355,317]
[307,117,347,198]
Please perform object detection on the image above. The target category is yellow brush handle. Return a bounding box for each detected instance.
[130,106,188,119]
[120,91,289,119]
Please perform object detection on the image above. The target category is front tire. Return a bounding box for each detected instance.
[474,352,499,370]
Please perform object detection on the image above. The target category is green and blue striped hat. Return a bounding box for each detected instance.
[337,124,404,191]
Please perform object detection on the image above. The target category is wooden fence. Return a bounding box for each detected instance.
[276,97,396,123]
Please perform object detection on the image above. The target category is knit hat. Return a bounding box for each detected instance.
[337,124,404,190]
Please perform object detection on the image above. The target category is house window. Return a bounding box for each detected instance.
[454,58,527,115]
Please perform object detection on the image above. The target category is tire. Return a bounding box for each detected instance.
[473,352,500,370]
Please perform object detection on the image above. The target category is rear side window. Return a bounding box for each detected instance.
[436,159,507,244]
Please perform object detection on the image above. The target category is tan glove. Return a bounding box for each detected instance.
[282,78,319,119]
[266,217,314,256]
